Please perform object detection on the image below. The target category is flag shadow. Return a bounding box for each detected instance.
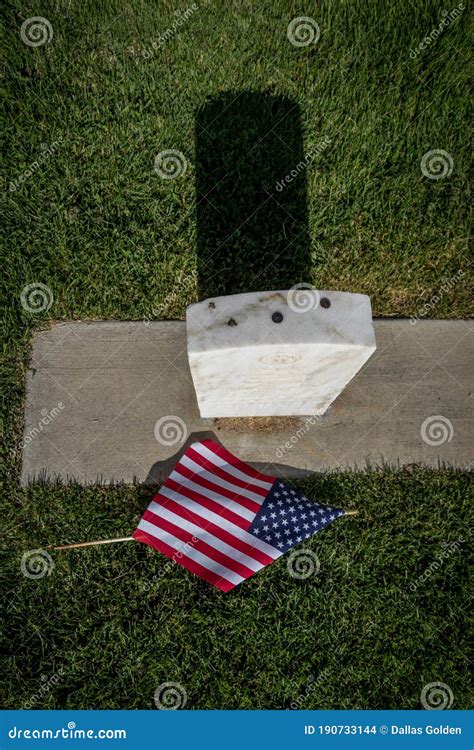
[144,431,313,486]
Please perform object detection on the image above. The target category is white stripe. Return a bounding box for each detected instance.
[192,442,274,490]
[147,501,263,573]
[137,518,244,586]
[179,453,265,505]
[168,470,254,522]
[158,486,281,560]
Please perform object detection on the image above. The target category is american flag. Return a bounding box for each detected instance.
[134,439,345,592]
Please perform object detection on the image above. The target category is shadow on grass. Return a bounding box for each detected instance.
[195,91,311,299]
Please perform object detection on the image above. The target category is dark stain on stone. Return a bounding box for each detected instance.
[208,301,215,309]
[227,318,238,327]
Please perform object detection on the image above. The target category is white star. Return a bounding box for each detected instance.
[279,509,287,516]
[277,499,283,506]
[290,489,296,495]
[273,492,280,498]
[261,515,267,522]
[272,521,279,529]
[268,502,274,509]
[263,525,269,532]
[282,519,288,526]
[277,541,284,548]
[301,513,307,519]
[275,532,281,539]
[294,525,300,533]
[330,514,335,520]
[309,510,316,517]
[285,529,291,536]
[265,535,272,542]
[303,523,309,530]
[297,536,302,543]
[270,512,276,519]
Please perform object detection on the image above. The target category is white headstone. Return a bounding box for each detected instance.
[186,290,376,417]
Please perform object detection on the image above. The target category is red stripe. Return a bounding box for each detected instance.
[133,529,234,592]
[153,495,275,567]
[142,509,256,579]
[186,445,269,499]
[201,439,276,484]
[163,477,251,530]
[173,460,262,514]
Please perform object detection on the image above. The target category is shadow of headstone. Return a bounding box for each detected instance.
[195,91,311,300]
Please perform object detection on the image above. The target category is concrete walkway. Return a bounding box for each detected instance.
[21,319,473,485]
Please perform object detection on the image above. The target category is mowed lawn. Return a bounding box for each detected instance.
[2,0,472,709]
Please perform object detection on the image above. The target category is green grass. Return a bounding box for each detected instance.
[1,471,472,709]
[1,0,472,710]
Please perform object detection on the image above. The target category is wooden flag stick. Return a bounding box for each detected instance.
[49,536,135,551]
[49,511,359,551]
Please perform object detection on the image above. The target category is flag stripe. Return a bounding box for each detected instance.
[186,445,269,499]
[142,509,258,579]
[193,441,274,490]
[133,529,234,592]
[177,453,264,508]
[202,439,275,485]
[136,518,245,586]
[155,490,280,562]
[146,501,263,573]
[163,478,251,529]
[166,470,255,521]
